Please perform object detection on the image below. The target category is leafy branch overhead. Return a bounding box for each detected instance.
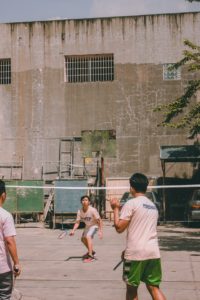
[154,39,200,138]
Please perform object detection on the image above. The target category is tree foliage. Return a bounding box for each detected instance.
[154,40,200,138]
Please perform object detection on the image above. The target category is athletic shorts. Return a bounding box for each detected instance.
[123,258,162,287]
[82,225,98,238]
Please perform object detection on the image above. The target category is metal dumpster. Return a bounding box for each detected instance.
[51,179,88,228]
[16,180,43,213]
[3,180,43,219]
[3,180,17,213]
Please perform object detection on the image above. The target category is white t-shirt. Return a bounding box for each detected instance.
[76,206,100,228]
[0,207,16,274]
[120,195,160,261]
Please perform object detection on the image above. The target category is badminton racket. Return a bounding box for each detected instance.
[11,272,22,300]
[58,230,68,239]
[113,259,123,271]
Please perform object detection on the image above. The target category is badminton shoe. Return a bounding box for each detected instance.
[83,254,95,263]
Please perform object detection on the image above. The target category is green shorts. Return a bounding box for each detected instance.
[123,258,162,287]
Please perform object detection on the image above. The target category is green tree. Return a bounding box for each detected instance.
[154,39,200,139]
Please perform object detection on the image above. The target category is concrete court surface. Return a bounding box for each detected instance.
[14,222,200,300]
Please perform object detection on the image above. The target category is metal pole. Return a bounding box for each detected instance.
[161,160,166,222]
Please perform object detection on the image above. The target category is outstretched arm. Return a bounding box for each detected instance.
[70,221,80,235]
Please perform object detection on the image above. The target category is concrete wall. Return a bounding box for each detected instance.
[0,12,200,179]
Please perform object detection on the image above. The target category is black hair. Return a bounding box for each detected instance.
[129,173,148,193]
[0,180,6,196]
[80,195,91,203]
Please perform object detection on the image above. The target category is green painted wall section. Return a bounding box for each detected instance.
[82,130,116,158]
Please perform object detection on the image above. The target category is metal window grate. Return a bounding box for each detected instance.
[163,63,181,80]
[65,54,114,83]
[0,58,11,85]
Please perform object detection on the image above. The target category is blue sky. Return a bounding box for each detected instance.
[0,0,199,23]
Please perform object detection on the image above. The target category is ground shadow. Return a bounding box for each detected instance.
[160,229,200,238]
[159,235,200,252]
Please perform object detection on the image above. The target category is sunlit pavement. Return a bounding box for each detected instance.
[15,222,200,300]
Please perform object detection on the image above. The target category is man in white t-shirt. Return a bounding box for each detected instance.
[70,195,103,263]
[0,180,21,300]
[110,173,166,300]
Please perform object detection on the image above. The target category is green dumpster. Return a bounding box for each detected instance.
[3,180,43,213]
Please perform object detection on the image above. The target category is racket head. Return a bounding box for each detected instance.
[11,288,22,300]
[58,230,68,239]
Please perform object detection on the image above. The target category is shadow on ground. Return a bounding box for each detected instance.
[159,235,200,252]
[160,229,200,237]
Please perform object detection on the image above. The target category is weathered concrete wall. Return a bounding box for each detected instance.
[0,13,199,179]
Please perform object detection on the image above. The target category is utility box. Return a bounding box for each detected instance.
[49,179,88,228]
[54,179,88,213]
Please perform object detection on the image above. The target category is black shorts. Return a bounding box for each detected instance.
[0,271,13,300]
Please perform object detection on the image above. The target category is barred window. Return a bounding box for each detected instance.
[65,54,114,83]
[0,58,11,84]
[163,63,181,80]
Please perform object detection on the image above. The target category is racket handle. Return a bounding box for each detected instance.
[113,259,123,271]
[14,266,19,273]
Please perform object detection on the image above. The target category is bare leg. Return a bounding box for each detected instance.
[85,236,93,255]
[126,284,138,300]
[81,236,88,251]
[146,285,167,300]
[81,236,93,255]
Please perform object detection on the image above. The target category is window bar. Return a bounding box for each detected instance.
[88,57,91,82]
[84,57,86,82]
[65,54,114,83]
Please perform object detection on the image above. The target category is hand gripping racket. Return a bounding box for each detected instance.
[11,267,22,300]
